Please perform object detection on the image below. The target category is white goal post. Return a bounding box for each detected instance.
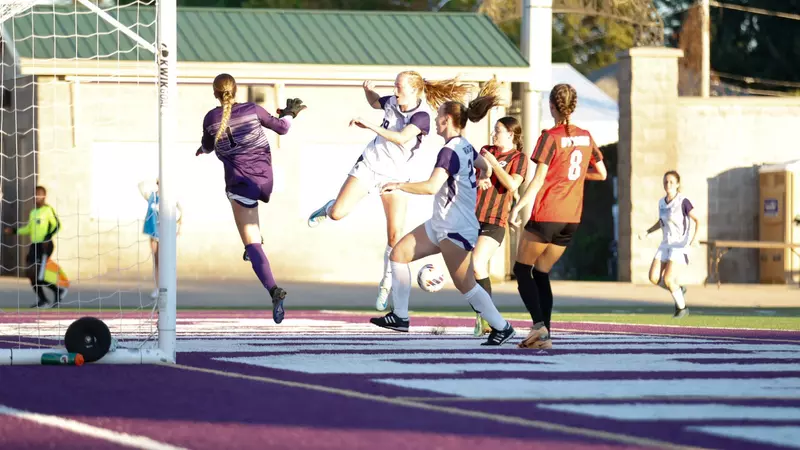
[0,0,177,365]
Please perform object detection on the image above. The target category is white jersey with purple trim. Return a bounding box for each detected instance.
[359,95,434,179]
[659,193,694,248]
[430,136,480,236]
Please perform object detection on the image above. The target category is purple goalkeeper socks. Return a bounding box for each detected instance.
[245,243,277,291]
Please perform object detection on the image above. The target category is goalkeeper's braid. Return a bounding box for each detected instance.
[213,73,237,146]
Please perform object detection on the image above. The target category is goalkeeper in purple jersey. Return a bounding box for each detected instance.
[196,73,306,324]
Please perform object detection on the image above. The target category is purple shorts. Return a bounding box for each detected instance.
[222,154,273,208]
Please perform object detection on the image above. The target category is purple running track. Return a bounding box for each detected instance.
[0,310,798,450]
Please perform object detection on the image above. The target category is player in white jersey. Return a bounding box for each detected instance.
[307,71,471,311]
[638,171,701,318]
[372,80,516,346]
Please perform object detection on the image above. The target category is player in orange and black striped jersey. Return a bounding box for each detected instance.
[509,84,608,350]
[471,116,528,337]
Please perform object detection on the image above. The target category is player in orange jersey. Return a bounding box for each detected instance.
[472,116,528,337]
[509,84,608,349]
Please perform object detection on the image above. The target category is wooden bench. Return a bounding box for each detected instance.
[700,240,800,288]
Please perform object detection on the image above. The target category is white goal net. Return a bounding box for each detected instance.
[0,0,177,365]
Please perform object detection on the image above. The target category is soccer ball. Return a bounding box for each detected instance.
[417,263,445,293]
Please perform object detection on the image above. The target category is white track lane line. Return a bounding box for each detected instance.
[0,404,187,450]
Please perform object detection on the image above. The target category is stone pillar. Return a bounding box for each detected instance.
[617,48,684,283]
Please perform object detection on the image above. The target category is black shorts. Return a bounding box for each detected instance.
[524,221,579,247]
[478,222,505,245]
[26,242,54,266]
[26,242,54,281]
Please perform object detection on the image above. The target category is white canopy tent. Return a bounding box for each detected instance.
[542,63,619,147]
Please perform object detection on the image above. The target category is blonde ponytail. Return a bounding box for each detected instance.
[214,91,234,146]
[211,73,238,147]
[398,70,471,109]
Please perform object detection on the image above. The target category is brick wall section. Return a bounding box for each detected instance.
[618,48,800,284]
[676,98,800,283]
[617,48,683,283]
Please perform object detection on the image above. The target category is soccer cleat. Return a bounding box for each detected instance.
[369,312,409,332]
[376,284,390,311]
[270,286,287,324]
[473,313,492,337]
[481,322,516,346]
[518,324,552,349]
[30,300,51,309]
[308,199,335,228]
[673,306,689,319]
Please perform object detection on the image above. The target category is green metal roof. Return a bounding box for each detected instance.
[7,7,527,67]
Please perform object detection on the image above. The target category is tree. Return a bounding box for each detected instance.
[227,0,648,75]
[660,0,800,93]
[657,0,693,45]
[442,0,650,74]
[551,13,636,73]
[710,0,800,91]
[178,0,245,6]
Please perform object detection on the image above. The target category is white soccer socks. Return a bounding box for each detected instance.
[381,245,393,289]
[389,261,411,319]
[464,284,506,330]
[671,287,686,310]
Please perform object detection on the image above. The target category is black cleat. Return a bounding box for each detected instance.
[270,286,286,324]
[369,312,409,332]
[481,323,516,346]
[673,306,689,318]
[30,300,51,309]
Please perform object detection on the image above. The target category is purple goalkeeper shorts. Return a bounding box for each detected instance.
[222,155,273,208]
